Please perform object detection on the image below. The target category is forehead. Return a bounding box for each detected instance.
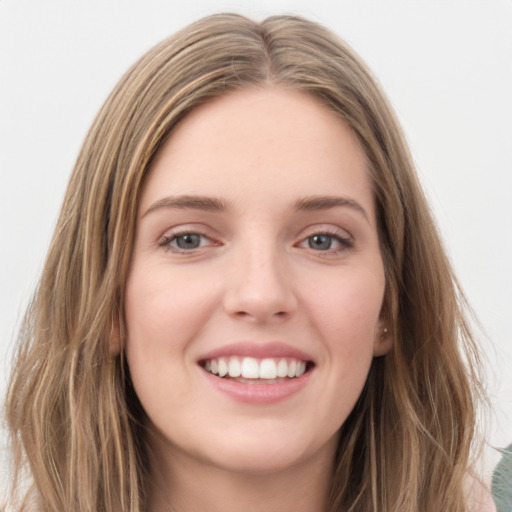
[142,87,374,217]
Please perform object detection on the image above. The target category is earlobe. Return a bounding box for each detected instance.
[373,326,393,357]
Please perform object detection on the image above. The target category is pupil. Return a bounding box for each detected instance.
[176,234,200,249]
[309,235,332,250]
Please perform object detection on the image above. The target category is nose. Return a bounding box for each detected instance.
[222,244,298,324]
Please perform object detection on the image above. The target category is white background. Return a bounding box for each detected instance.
[1,0,511,487]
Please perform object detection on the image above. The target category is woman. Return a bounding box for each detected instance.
[4,13,493,512]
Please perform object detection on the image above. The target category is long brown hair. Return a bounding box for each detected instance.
[5,13,485,511]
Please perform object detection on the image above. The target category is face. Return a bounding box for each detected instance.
[124,87,390,477]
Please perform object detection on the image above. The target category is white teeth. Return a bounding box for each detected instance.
[228,358,241,377]
[241,357,259,379]
[218,358,228,377]
[277,358,288,378]
[203,356,309,380]
[287,360,297,378]
[259,358,277,379]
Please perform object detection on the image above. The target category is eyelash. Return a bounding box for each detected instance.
[158,229,353,255]
[298,230,353,254]
[158,231,215,254]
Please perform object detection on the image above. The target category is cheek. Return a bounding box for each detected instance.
[308,266,384,333]
[303,265,385,374]
[123,267,219,411]
[124,265,217,350]
[310,271,384,419]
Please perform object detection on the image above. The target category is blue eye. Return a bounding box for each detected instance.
[308,234,334,251]
[160,232,212,253]
[174,233,202,249]
[299,231,353,253]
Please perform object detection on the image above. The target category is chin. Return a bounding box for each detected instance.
[198,425,339,477]
[208,448,311,476]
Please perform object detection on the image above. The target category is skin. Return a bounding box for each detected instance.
[123,87,392,512]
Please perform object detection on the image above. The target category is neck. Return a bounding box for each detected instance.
[147,433,335,512]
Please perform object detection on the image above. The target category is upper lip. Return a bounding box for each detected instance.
[197,342,314,363]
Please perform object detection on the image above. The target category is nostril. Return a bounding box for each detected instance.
[234,310,289,321]
[223,282,297,322]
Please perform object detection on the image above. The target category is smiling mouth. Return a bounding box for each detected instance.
[200,356,313,383]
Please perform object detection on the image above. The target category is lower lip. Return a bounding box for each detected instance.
[200,367,312,404]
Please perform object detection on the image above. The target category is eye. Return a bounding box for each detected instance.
[159,232,215,253]
[298,231,353,253]
[174,233,203,249]
[308,234,335,251]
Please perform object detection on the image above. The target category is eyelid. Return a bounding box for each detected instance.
[295,225,354,254]
[298,224,353,241]
[158,226,220,254]
[155,223,354,256]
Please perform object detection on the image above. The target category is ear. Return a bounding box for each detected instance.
[109,315,122,355]
[373,322,393,357]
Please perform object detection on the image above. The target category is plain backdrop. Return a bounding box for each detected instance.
[1,0,511,486]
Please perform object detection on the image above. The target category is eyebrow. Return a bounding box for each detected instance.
[142,193,369,222]
[293,195,370,222]
[142,195,230,217]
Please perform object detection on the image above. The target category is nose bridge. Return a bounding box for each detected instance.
[223,233,297,322]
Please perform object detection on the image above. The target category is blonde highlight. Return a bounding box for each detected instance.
[5,13,485,511]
